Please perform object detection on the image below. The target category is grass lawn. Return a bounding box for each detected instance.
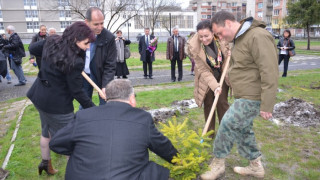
[1,69,320,179]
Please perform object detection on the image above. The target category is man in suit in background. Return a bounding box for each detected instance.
[50,79,178,180]
[139,27,155,79]
[166,27,186,82]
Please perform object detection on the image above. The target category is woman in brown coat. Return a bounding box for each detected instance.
[187,20,230,136]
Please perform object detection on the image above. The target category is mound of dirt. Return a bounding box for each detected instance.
[148,107,188,123]
[148,99,198,123]
[271,97,320,127]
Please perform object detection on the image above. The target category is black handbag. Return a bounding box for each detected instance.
[12,57,22,65]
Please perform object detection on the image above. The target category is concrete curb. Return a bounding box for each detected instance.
[1,100,31,170]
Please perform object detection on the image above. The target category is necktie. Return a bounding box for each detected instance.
[146,36,149,47]
[175,36,178,52]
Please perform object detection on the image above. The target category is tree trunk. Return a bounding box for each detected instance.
[307,23,310,50]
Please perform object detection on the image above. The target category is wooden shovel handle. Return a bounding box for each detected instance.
[202,55,231,136]
[81,71,106,101]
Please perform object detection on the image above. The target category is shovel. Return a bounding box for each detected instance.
[201,55,231,141]
[81,71,107,101]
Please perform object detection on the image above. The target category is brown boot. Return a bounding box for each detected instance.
[38,159,58,175]
[233,156,265,178]
[200,158,225,180]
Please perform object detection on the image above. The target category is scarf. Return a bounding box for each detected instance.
[116,39,124,63]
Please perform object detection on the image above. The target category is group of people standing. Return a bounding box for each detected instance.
[0,4,294,179]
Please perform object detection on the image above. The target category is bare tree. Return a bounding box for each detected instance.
[50,0,142,33]
[138,0,179,35]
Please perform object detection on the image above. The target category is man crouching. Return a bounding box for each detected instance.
[49,79,178,180]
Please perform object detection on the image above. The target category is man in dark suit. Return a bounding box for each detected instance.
[50,79,178,180]
[139,27,155,79]
[166,27,186,82]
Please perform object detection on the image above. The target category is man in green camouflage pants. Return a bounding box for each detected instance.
[200,11,278,180]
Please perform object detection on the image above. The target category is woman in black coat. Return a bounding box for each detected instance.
[277,29,295,77]
[27,21,96,176]
[115,30,131,79]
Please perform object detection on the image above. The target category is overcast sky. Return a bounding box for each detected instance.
[176,0,189,9]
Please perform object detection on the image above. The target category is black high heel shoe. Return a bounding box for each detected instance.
[38,159,58,175]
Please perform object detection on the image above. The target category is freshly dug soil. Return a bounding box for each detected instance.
[0,168,9,180]
[148,99,198,123]
[271,97,320,127]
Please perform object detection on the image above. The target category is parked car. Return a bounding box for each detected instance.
[270,32,281,39]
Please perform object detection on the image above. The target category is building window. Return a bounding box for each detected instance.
[0,22,4,30]
[202,8,207,12]
[274,9,280,16]
[24,0,37,6]
[212,6,216,11]
[187,16,193,28]
[89,0,100,7]
[0,11,2,18]
[273,0,280,7]
[207,15,211,19]
[258,3,263,9]
[60,21,72,29]
[27,22,39,30]
[58,0,69,7]
[59,10,71,18]
[201,15,207,19]
[258,12,263,18]
[25,10,38,18]
[274,19,278,25]
[232,2,237,6]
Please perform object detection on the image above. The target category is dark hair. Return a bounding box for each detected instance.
[44,21,95,73]
[116,30,122,34]
[85,7,104,21]
[144,27,150,30]
[189,32,195,36]
[211,11,236,27]
[196,20,212,32]
[283,29,291,38]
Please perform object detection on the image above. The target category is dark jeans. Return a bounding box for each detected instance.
[143,50,153,77]
[80,73,105,110]
[279,54,290,77]
[171,52,183,80]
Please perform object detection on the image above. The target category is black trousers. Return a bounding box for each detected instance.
[143,50,153,77]
[171,52,183,80]
[278,54,290,77]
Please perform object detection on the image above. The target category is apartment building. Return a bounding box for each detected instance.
[0,0,196,43]
[189,0,247,22]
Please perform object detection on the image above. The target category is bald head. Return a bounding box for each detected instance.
[85,7,105,35]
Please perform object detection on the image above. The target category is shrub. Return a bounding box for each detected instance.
[150,117,213,180]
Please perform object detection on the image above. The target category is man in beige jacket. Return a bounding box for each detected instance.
[200,11,278,180]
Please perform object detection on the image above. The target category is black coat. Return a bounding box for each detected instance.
[277,38,295,55]
[3,33,25,59]
[91,28,117,88]
[27,39,95,114]
[49,101,178,180]
[29,32,48,68]
[0,37,8,78]
[138,35,156,62]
